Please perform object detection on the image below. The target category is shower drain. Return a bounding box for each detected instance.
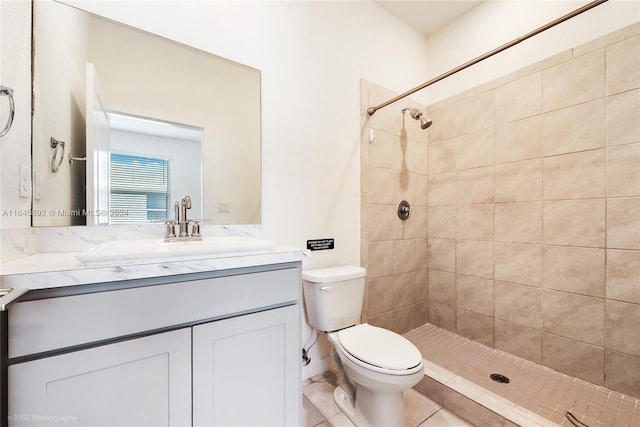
[489,373,510,384]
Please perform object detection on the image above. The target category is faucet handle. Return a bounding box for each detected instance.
[191,220,202,238]
[164,220,177,238]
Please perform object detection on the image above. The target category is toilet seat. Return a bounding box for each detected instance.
[337,324,423,375]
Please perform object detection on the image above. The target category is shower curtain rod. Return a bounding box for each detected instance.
[366,0,609,116]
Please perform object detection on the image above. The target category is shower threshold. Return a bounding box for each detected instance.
[404,324,639,427]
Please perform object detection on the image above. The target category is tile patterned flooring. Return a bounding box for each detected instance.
[405,324,640,427]
[302,370,472,427]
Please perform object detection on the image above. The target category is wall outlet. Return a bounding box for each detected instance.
[18,165,30,198]
[218,202,230,213]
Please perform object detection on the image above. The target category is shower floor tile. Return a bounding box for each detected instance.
[404,323,640,427]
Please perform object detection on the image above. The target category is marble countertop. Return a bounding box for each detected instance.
[0,245,309,291]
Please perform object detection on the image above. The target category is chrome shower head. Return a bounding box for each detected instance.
[402,107,432,129]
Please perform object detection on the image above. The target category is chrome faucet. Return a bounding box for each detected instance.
[163,195,202,241]
[179,195,192,237]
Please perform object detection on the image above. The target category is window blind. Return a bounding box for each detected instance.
[110,153,170,224]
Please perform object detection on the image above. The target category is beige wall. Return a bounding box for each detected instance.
[361,23,640,399]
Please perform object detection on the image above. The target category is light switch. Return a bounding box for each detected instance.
[34,171,42,201]
[18,165,30,198]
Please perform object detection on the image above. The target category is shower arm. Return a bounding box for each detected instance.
[366,0,608,116]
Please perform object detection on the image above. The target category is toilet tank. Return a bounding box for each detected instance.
[302,265,366,332]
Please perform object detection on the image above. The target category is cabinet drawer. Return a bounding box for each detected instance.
[9,266,300,358]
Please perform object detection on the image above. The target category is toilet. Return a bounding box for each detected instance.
[302,266,424,427]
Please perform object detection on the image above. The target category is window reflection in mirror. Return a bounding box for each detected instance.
[108,113,202,225]
[31,0,261,226]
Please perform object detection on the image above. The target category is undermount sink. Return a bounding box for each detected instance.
[76,236,275,265]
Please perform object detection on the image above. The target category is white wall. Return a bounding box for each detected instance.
[423,0,640,103]
[0,0,33,229]
[64,0,431,263]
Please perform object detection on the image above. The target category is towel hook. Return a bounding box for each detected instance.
[50,137,66,172]
[0,86,15,138]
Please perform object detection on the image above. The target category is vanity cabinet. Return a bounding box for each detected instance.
[193,305,299,426]
[9,329,192,426]
[6,263,301,427]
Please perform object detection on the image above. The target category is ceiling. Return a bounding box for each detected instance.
[375,0,484,38]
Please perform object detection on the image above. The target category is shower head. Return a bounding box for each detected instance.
[402,107,432,129]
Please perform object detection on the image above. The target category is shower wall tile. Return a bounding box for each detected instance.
[367,275,395,316]
[455,129,494,170]
[427,206,456,239]
[428,269,456,306]
[428,105,458,143]
[494,202,542,244]
[393,301,428,334]
[367,240,394,279]
[606,35,640,95]
[406,139,430,176]
[606,89,640,147]
[542,333,605,386]
[456,309,494,347]
[542,199,606,248]
[412,173,429,207]
[605,350,640,398]
[429,139,456,174]
[428,172,457,206]
[367,130,404,170]
[494,159,542,203]
[456,275,494,316]
[606,249,640,304]
[606,300,640,357]
[542,99,606,156]
[393,239,421,274]
[542,50,605,112]
[542,246,605,297]
[456,166,493,205]
[494,280,542,329]
[494,72,542,125]
[367,204,402,241]
[543,290,605,346]
[456,204,493,241]
[494,242,542,287]
[542,149,606,200]
[393,272,419,308]
[607,143,640,197]
[365,25,640,400]
[607,197,640,250]
[494,116,543,164]
[495,319,542,363]
[574,22,640,57]
[368,311,394,331]
[455,91,494,135]
[363,167,400,205]
[456,240,493,279]
[427,238,456,272]
[403,205,428,239]
[428,300,456,333]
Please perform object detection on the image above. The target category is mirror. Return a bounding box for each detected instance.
[31,0,261,226]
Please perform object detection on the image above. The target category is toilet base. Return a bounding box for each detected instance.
[333,384,405,427]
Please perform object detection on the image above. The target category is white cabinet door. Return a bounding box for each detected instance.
[8,329,191,427]
[193,305,300,427]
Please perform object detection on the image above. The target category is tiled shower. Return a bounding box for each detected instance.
[360,23,640,399]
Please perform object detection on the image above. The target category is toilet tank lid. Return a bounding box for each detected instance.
[302,265,366,283]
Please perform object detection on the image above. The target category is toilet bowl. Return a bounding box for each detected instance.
[302,266,424,426]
